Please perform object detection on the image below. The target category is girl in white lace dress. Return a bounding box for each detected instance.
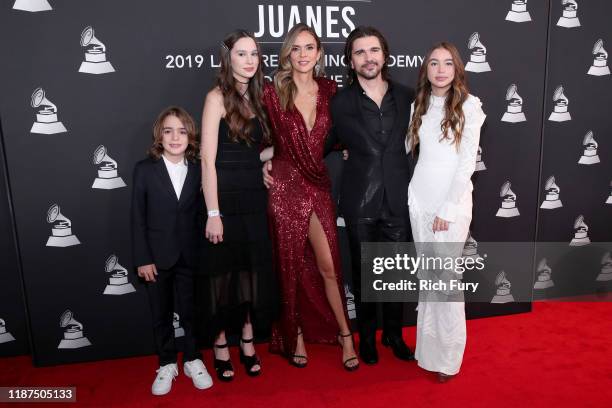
[406,43,486,382]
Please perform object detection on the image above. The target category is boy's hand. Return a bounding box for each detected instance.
[138,264,158,282]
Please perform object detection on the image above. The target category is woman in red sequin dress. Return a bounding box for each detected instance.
[262,23,358,371]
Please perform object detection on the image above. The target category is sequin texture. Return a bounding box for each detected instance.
[263,78,349,357]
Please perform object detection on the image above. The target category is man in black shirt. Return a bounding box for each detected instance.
[359,81,396,143]
[325,26,415,364]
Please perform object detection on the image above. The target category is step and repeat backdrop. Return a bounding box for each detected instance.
[0,1,610,366]
[535,1,612,299]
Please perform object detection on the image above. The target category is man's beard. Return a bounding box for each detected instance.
[356,62,382,80]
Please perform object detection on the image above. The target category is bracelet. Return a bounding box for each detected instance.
[207,209,220,217]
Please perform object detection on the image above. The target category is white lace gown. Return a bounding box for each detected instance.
[407,94,486,375]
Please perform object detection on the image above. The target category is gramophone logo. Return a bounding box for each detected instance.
[506,0,532,23]
[578,130,600,165]
[540,176,563,209]
[475,146,486,171]
[173,312,184,338]
[557,0,581,28]
[548,85,571,122]
[30,88,67,134]
[596,252,612,282]
[78,26,115,74]
[587,39,610,76]
[606,181,612,205]
[92,145,127,189]
[534,258,554,289]
[46,204,80,247]
[462,231,481,259]
[0,318,16,344]
[501,84,526,123]
[496,181,520,217]
[103,255,135,295]
[569,215,590,246]
[12,0,52,12]
[491,271,515,303]
[465,32,491,73]
[57,310,92,349]
[344,284,356,320]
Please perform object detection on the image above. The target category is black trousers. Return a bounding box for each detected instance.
[146,254,202,366]
[346,201,407,343]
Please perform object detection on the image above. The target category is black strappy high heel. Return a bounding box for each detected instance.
[213,343,234,382]
[290,331,308,368]
[338,332,360,372]
[239,338,262,377]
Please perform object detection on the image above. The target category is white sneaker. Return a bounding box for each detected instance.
[151,363,178,396]
[184,359,213,390]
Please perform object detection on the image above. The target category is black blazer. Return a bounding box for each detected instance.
[326,80,415,220]
[131,157,202,270]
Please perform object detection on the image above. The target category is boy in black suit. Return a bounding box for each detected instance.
[131,106,212,395]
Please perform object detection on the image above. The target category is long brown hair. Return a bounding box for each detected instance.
[149,106,199,162]
[344,26,390,84]
[408,42,469,153]
[217,29,270,144]
[274,23,325,111]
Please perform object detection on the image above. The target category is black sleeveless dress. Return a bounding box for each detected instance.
[197,117,277,339]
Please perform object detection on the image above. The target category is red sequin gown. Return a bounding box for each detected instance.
[263,77,349,356]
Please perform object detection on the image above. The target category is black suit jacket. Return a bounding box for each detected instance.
[131,157,202,270]
[326,80,415,220]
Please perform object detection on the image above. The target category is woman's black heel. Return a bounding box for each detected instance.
[213,343,234,382]
[290,331,308,368]
[338,332,359,372]
[239,338,262,377]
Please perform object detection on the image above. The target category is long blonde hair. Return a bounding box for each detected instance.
[274,23,325,111]
[408,42,469,153]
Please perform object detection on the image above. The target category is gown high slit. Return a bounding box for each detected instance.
[263,77,350,357]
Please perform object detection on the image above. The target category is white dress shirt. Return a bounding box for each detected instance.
[162,154,188,200]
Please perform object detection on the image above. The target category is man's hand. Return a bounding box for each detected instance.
[138,264,158,282]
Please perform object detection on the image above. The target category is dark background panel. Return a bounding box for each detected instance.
[535,0,612,297]
[0,119,30,357]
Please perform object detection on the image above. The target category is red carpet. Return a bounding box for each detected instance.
[1,302,611,407]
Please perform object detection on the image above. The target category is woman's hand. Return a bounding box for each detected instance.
[432,216,449,233]
[262,160,274,188]
[206,216,224,244]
